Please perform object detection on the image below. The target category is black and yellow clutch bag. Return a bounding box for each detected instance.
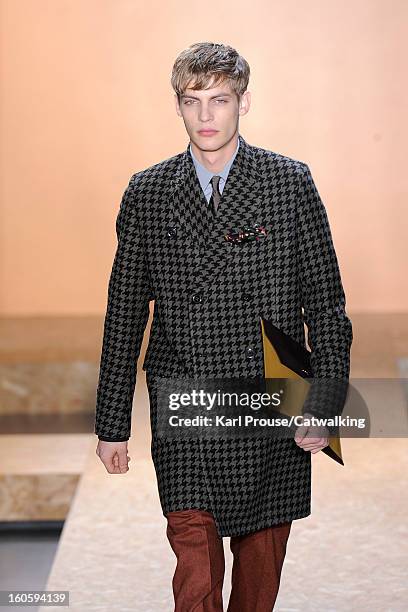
[260,316,344,465]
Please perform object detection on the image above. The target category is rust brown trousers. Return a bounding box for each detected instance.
[166,508,292,611]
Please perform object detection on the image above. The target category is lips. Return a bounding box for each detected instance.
[198,130,218,135]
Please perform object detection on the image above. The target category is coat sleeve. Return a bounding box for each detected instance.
[94,174,152,442]
[295,163,353,420]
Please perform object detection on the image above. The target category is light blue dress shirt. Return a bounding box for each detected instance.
[189,138,240,203]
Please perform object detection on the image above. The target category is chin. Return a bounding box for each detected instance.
[195,133,226,148]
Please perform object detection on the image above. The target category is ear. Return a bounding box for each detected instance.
[174,93,182,117]
[239,90,251,116]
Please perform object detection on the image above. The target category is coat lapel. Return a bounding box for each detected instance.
[170,133,265,279]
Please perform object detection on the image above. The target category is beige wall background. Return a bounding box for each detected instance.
[1,0,406,315]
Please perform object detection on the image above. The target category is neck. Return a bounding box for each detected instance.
[190,132,239,173]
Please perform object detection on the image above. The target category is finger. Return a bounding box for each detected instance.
[305,439,329,452]
[109,453,121,473]
[299,443,320,451]
[294,438,318,447]
[309,438,329,447]
[104,461,119,474]
[297,440,323,450]
[294,437,317,448]
[294,426,308,442]
[310,444,328,453]
[298,437,321,444]
[118,450,129,473]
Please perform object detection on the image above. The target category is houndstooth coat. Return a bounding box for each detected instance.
[94,133,353,537]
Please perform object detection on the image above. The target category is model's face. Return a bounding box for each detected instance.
[174,81,250,151]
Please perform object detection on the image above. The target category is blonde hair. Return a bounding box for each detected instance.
[171,42,250,102]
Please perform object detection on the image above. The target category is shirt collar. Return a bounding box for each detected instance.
[189,137,240,192]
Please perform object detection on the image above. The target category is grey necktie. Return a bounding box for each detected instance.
[208,175,222,215]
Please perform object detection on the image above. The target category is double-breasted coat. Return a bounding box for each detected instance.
[94,133,353,537]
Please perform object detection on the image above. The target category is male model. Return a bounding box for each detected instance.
[94,42,353,611]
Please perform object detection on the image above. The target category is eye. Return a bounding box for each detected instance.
[215,99,227,103]
[183,100,195,105]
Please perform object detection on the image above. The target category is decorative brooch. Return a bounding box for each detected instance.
[224,223,267,245]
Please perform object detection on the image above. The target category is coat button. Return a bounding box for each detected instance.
[242,292,251,302]
[192,293,202,304]
[246,347,254,359]
[167,226,177,237]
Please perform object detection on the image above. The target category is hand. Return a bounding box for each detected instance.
[294,412,329,454]
[96,440,131,474]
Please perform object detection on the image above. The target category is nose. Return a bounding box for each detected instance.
[198,103,213,122]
